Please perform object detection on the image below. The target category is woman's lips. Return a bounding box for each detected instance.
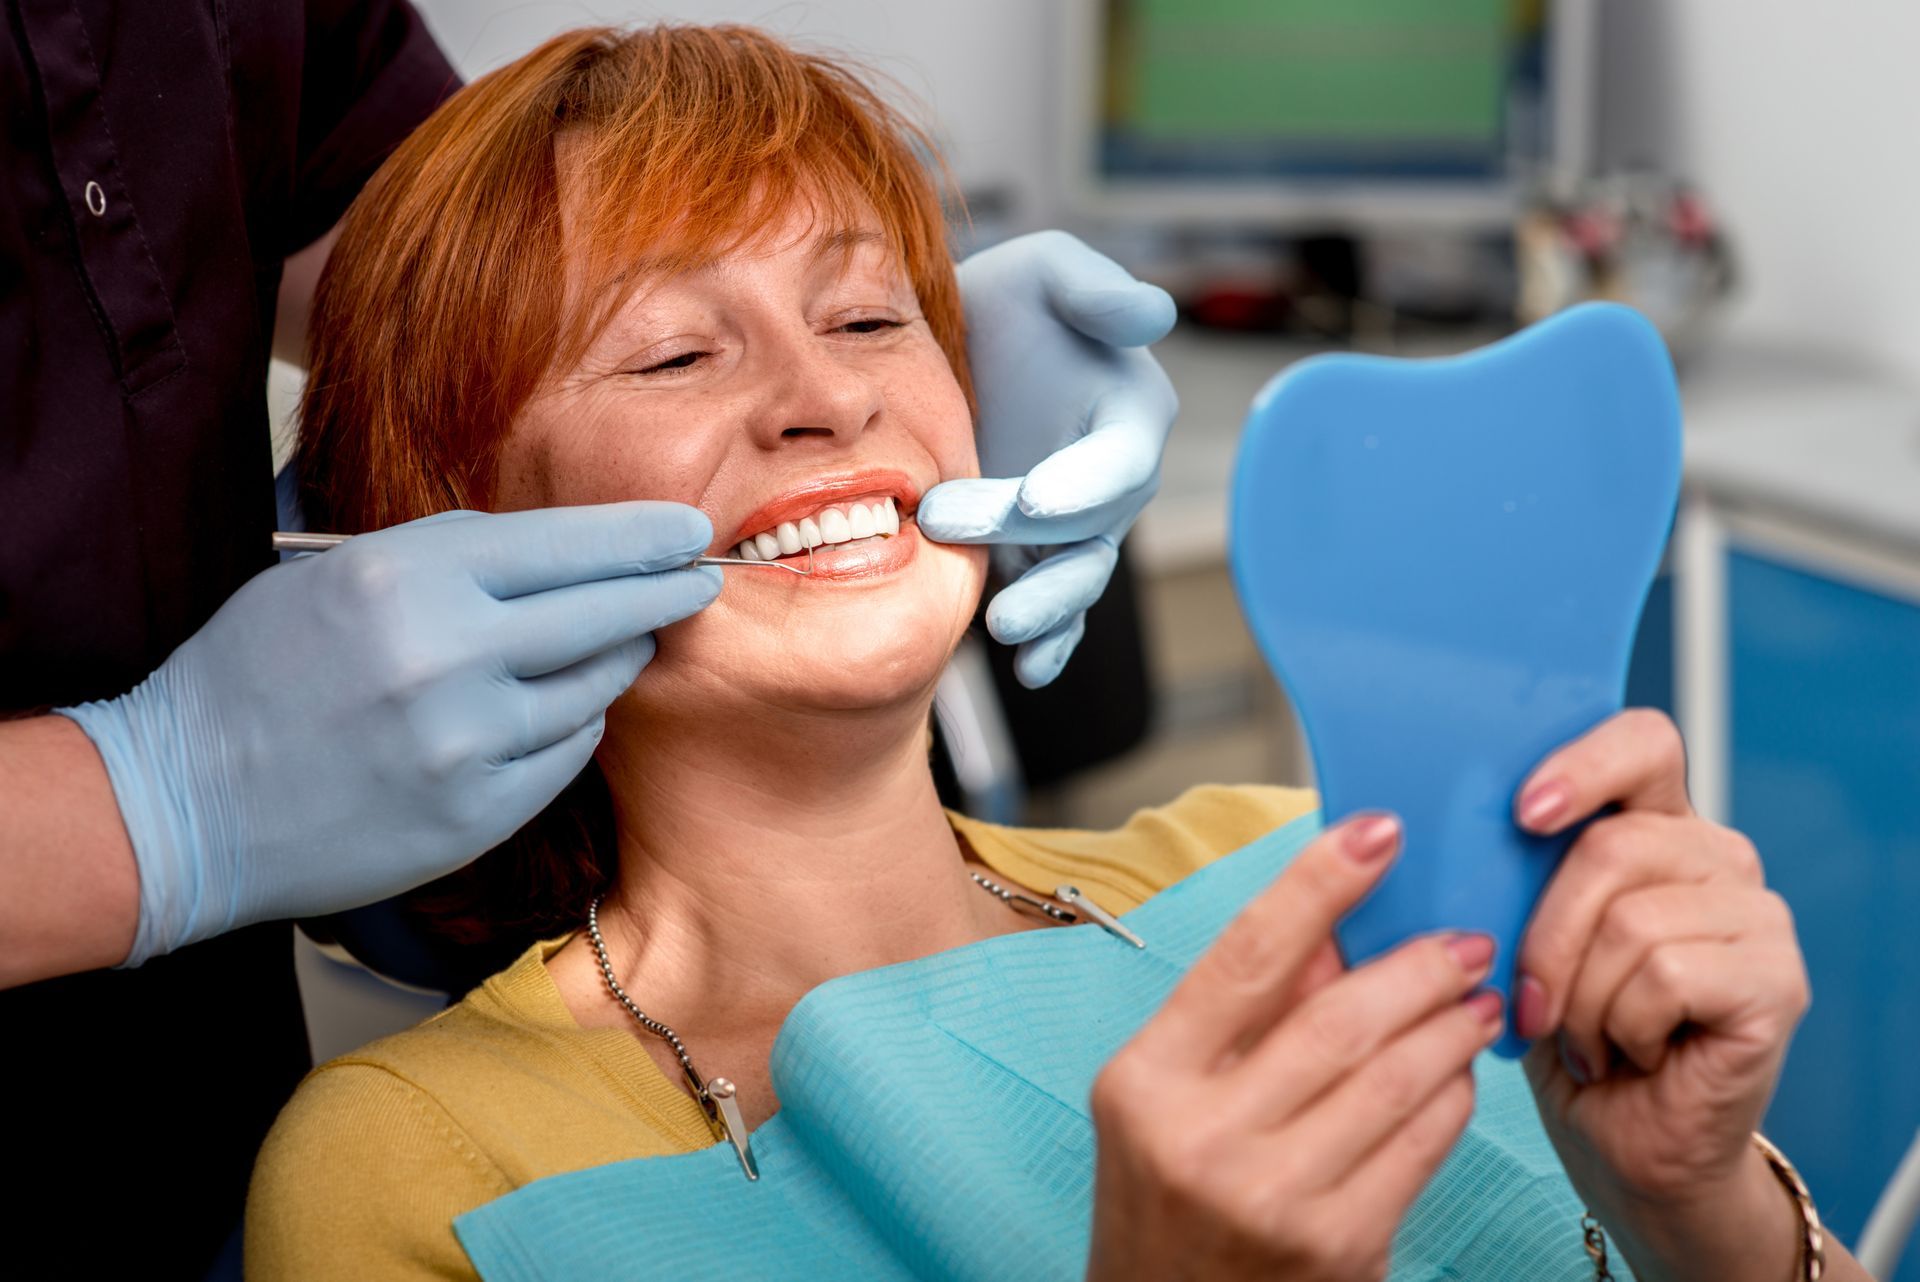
[725,469,920,548]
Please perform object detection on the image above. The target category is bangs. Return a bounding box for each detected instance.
[551,25,961,372]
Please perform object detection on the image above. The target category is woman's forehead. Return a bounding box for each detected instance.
[615,222,910,317]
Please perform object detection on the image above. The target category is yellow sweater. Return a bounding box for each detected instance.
[245,784,1318,1280]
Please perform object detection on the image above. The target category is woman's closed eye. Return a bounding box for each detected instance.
[834,317,907,335]
[633,350,708,374]
[619,312,912,377]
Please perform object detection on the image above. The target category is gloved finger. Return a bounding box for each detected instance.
[984,538,1119,646]
[1016,378,1172,521]
[487,714,608,839]
[917,477,1136,548]
[506,635,656,759]
[496,565,721,678]
[1012,612,1087,689]
[397,501,713,600]
[913,477,1027,542]
[1038,235,1178,348]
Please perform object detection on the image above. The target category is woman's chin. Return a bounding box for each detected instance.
[754,629,952,713]
[628,619,959,721]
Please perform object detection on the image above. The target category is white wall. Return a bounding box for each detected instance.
[1604,0,1920,385]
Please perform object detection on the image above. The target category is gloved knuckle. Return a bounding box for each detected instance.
[327,544,412,613]
[417,727,482,784]
[380,649,448,703]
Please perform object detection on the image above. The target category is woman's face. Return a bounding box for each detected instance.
[495,200,985,724]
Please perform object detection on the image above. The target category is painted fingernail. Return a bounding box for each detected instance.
[1518,781,1569,831]
[1514,975,1550,1040]
[1465,990,1506,1029]
[1560,1034,1594,1085]
[1344,815,1401,865]
[1446,932,1496,976]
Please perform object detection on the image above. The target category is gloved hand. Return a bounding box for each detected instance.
[59,503,720,966]
[916,231,1179,688]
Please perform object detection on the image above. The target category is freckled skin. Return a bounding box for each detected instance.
[493,201,987,725]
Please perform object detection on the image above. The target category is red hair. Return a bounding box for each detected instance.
[297,25,969,965]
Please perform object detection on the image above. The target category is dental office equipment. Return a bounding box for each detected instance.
[271,531,817,575]
[1228,302,1681,1057]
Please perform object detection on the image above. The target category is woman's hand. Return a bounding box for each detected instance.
[1086,814,1504,1282]
[1512,709,1818,1281]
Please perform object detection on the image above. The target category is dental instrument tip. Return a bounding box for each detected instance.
[691,544,815,575]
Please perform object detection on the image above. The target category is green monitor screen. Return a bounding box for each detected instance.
[1099,0,1550,186]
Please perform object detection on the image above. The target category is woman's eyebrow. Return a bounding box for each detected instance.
[814,227,886,253]
[604,229,887,289]
[811,227,890,268]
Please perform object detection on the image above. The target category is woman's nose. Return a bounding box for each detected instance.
[747,332,884,448]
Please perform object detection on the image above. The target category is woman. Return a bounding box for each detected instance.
[247,24,1857,1281]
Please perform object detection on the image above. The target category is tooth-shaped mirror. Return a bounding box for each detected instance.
[1228,303,1681,1056]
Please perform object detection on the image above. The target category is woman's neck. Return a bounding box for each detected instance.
[575,691,1017,1039]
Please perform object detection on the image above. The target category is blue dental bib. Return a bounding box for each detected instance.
[456,816,1627,1280]
[1229,303,1682,1056]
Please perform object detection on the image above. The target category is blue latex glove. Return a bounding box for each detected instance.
[916,231,1178,688]
[59,503,720,966]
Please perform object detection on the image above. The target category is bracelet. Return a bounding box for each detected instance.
[1753,1131,1827,1281]
[1582,1132,1826,1282]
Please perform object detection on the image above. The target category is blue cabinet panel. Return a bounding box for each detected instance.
[1729,549,1920,1279]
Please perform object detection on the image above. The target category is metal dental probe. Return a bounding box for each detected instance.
[270,531,817,574]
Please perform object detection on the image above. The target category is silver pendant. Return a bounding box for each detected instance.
[705,1077,758,1181]
[1056,885,1146,949]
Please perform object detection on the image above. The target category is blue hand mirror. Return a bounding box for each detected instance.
[1228,302,1682,1056]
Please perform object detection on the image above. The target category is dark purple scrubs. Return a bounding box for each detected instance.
[0,3,455,1274]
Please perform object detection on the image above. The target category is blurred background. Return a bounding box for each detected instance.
[280,2,1920,1275]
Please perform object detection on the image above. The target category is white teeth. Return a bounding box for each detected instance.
[736,496,905,559]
